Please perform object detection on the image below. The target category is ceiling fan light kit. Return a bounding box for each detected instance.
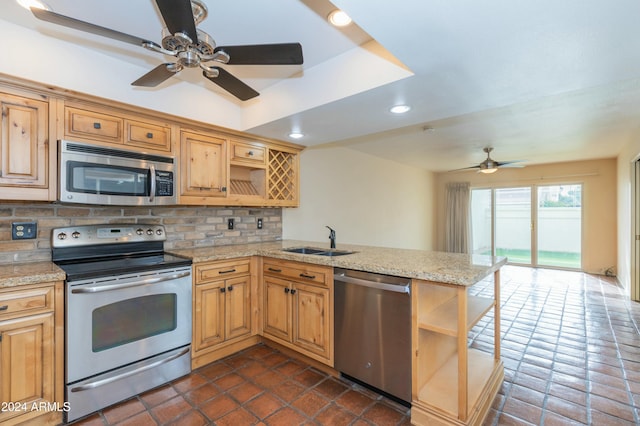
[28,0,304,101]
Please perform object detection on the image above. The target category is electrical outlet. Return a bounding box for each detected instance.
[257,218,263,229]
[12,222,37,240]
[227,218,234,230]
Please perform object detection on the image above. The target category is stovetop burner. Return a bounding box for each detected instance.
[51,224,191,282]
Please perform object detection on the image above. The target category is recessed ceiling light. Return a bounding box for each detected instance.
[328,10,352,27]
[16,0,50,10]
[288,132,304,139]
[390,105,411,114]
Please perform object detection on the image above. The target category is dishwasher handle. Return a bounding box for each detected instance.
[334,273,410,294]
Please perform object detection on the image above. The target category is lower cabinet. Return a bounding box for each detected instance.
[192,258,256,368]
[0,282,63,426]
[262,258,333,366]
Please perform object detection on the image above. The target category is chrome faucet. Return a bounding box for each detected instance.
[326,226,336,249]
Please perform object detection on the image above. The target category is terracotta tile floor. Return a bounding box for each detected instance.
[67,265,640,425]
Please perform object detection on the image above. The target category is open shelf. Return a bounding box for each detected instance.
[417,349,498,418]
[418,296,494,336]
[229,165,266,198]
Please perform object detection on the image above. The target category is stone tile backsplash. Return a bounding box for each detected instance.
[0,204,282,263]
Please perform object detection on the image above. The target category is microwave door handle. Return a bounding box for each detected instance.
[149,164,156,202]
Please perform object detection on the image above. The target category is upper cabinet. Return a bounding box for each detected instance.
[0,75,303,207]
[178,130,301,207]
[179,130,228,204]
[64,102,173,153]
[0,88,56,201]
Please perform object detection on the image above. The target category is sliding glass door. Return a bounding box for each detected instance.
[471,184,582,269]
[537,185,582,269]
[495,187,532,264]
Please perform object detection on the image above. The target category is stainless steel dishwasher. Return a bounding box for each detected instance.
[334,268,411,404]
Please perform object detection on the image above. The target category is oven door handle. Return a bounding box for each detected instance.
[69,346,190,393]
[71,271,191,294]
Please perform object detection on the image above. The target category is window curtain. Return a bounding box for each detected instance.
[445,182,471,253]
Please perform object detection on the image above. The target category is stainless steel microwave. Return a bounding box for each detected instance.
[59,140,177,206]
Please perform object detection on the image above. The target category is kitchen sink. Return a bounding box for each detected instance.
[315,249,354,257]
[282,247,354,257]
[282,247,327,254]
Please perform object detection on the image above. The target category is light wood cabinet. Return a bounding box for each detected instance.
[411,272,503,426]
[267,148,299,206]
[262,258,332,366]
[0,90,55,201]
[192,258,255,368]
[64,103,172,153]
[0,282,64,426]
[179,130,228,204]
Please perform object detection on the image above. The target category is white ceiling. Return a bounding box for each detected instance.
[2,0,639,172]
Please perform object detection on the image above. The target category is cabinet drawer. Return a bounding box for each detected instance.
[195,258,251,284]
[0,285,54,320]
[263,260,329,287]
[126,120,171,152]
[66,107,123,143]
[231,141,266,165]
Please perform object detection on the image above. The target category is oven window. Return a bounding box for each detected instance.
[92,294,177,352]
[68,161,149,196]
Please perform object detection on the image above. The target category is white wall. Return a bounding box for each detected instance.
[283,145,435,250]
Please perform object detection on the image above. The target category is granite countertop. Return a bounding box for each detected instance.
[0,240,507,289]
[0,261,66,289]
[170,240,507,286]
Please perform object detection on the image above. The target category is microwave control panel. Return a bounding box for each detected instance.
[155,171,174,196]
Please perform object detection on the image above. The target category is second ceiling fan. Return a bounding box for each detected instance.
[450,147,525,173]
[30,0,304,101]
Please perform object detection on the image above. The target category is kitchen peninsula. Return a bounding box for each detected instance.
[172,240,506,426]
[0,241,505,426]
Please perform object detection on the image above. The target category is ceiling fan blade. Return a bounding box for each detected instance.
[215,43,304,65]
[496,160,525,167]
[155,0,198,43]
[131,64,179,87]
[447,166,481,172]
[203,67,259,101]
[30,7,151,46]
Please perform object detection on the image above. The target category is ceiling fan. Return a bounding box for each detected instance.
[450,147,524,173]
[29,0,303,101]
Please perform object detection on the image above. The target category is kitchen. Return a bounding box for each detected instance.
[0,0,638,425]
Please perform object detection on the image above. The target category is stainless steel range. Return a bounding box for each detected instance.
[51,224,192,422]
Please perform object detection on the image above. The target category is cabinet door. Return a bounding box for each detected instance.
[0,313,54,423]
[225,276,251,341]
[263,276,292,342]
[194,281,225,352]
[0,93,48,190]
[292,282,330,359]
[180,131,227,198]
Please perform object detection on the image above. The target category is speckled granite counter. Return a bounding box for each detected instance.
[0,240,506,289]
[170,240,507,286]
[0,261,66,288]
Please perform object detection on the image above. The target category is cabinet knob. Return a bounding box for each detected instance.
[247,150,254,156]
[284,288,290,294]
[146,132,154,139]
[93,122,101,129]
[227,286,233,291]
[220,287,226,293]
[290,289,297,295]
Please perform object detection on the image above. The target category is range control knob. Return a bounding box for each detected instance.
[72,231,81,239]
[57,232,67,240]
[146,229,154,235]
[136,228,144,235]
[155,229,163,236]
